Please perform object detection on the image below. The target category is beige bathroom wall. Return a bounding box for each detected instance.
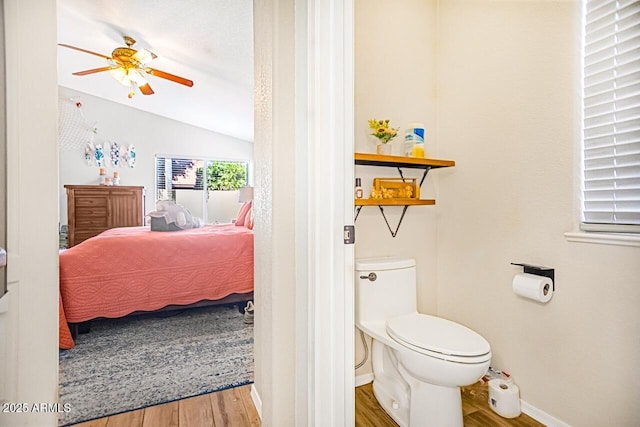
[436,1,640,426]
[355,1,640,425]
[354,0,440,378]
[354,0,441,315]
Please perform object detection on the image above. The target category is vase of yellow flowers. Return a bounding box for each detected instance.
[368,119,399,155]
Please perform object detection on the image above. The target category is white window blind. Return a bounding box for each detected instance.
[582,0,640,233]
[155,157,205,197]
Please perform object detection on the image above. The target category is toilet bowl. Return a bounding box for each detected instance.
[355,257,491,427]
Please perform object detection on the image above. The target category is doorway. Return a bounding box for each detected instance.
[4,0,356,425]
[56,1,256,423]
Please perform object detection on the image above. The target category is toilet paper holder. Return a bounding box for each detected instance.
[511,263,554,291]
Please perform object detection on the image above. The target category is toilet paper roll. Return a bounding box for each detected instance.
[512,273,553,303]
[488,379,521,418]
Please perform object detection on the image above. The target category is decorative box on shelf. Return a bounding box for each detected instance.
[371,177,420,200]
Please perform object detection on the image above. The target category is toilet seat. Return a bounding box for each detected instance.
[386,313,491,364]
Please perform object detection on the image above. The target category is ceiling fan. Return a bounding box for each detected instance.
[59,36,194,98]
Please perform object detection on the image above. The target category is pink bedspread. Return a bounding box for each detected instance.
[59,224,253,348]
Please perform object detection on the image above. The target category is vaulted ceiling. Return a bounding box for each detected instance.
[57,0,254,141]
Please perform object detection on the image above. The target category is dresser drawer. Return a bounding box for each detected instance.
[75,207,108,227]
[74,197,108,207]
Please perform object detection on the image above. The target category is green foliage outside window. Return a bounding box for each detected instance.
[205,161,248,191]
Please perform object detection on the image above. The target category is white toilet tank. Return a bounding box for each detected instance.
[355,257,417,325]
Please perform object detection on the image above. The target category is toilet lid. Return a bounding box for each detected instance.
[386,313,491,358]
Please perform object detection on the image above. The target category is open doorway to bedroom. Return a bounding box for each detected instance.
[56,1,256,424]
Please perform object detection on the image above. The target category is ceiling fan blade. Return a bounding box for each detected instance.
[144,68,194,87]
[139,83,155,95]
[58,43,112,60]
[72,66,115,76]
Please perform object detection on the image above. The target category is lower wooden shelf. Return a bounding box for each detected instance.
[355,198,435,206]
[354,198,436,237]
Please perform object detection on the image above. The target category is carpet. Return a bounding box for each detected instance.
[58,304,253,426]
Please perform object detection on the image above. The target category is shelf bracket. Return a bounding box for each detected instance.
[418,166,432,186]
[354,205,363,222]
[378,205,409,238]
[396,165,430,187]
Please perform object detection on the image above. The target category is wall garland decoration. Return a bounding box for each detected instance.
[83,141,136,168]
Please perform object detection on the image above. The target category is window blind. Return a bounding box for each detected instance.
[582,0,640,233]
[155,157,204,190]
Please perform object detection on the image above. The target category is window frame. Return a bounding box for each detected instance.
[154,154,251,224]
[577,0,640,237]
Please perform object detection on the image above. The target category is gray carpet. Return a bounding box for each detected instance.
[58,304,253,426]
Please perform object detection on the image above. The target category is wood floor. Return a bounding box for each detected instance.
[72,385,260,427]
[356,381,545,427]
[73,381,543,427]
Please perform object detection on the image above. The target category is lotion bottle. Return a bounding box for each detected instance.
[355,178,363,199]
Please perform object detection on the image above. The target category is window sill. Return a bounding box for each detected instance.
[564,231,640,248]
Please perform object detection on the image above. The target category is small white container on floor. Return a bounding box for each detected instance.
[488,379,521,418]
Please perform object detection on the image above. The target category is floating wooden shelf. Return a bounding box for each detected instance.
[354,153,455,169]
[355,198,435,206]
[354,152,455,237]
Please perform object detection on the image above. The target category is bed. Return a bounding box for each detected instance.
[59,223,254,349]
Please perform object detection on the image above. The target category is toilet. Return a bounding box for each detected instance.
[355,257,491,427]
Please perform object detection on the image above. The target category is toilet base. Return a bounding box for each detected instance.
[399,362,464,427]
[370,340,465,427]
[373,372,464,427]
[373,378,409,427]
[371,341,410,426]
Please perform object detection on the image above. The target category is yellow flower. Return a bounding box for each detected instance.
[369,118,399,143]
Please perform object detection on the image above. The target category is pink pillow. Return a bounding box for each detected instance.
[245,207,254,230]
[235,201,252,226]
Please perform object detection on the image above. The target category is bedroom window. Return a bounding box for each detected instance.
[155,156,250,224]
[581,0,640,234]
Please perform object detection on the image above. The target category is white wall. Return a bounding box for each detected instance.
[58,86,253,225]
[437,2,640,426]
[354,0,440,377]
[355,1,640,426]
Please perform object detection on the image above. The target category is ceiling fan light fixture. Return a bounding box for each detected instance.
[109,67,148,87]
[132,48,157,64]
[129,69,149,86]
[109,67,129,85]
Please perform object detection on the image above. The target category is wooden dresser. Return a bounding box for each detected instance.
[65,185,145,247]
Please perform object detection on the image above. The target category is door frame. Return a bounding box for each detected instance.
[253,0,355,424]
[1,1,59,426]
[300,0,355,424]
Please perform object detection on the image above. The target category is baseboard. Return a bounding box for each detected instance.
[521,400,569,427]
[250,384,262,419]
[354,373,374,388]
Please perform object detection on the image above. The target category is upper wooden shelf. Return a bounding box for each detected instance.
[354,152,455,169]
